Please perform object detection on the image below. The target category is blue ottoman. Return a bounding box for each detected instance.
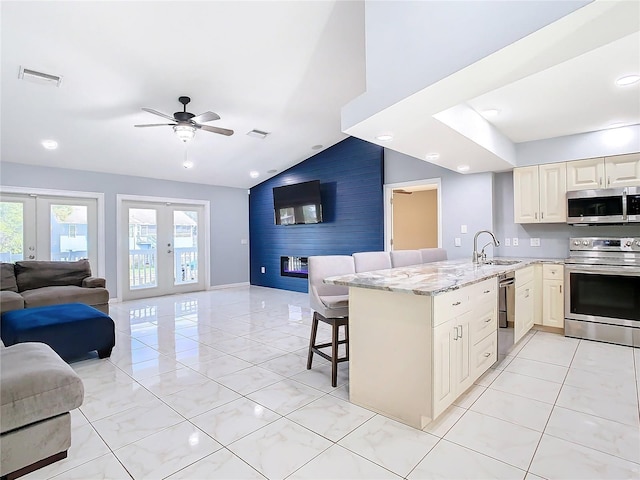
[1,303,115,360]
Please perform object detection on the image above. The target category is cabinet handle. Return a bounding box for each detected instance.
[560,285,562,294]
[525,289,530,298]
[452,301,461,306]
[458,325,463,338]
[484,318,492,323]
[535,212,538,220]
[483,352,491,357]
[453,327,459,340]
[599,177,603,187]
[608,177,611,186]
[484,290,490,294]
[541,212,544,220]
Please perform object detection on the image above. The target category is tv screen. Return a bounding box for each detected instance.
[273,180,323,225]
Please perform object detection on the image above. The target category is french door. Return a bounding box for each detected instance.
[121,200,206,300]
[0,193,99,269]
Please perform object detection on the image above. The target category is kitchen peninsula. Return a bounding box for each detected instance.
[325,258,539,429]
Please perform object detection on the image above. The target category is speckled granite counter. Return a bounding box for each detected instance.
[325,257,562,296]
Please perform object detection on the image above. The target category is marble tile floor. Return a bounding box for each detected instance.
[24,286,640,480]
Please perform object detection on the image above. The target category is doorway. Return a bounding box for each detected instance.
[0,189,102,273]
[384,179,441,251]
[118,196,209,301]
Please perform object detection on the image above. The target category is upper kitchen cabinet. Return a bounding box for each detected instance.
[566,153,640,190]
[514,163,566,224]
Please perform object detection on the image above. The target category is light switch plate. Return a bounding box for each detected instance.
[512,238,519,246]
[505,238,511,247]
[260,267,266,274]
[241,239,248,245]
[461,225,467,234]
[530,238,541,247]
[454,237,462,247]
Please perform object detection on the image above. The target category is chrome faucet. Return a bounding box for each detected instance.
[473,230,500,264]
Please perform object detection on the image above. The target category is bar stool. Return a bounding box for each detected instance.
[307,255,354,387]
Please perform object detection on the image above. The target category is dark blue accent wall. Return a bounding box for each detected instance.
[249,137,384,292]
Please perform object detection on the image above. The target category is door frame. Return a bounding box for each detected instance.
[116,194,211,301]
[384,178,442,251]
[0,185,105,276]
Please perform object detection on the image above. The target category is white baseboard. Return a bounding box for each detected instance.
[108,297,121,304]
[208,282,250,290]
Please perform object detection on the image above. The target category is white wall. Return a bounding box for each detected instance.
[385,149,494,259]
[1,162,249,297]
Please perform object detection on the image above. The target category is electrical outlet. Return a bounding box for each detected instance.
[240,239,248,245]
[505,238,511,247]
[454,237,462,247]
[260,267,266,274]
[512,238,519,246]
[461,225,467,234]
[530,238,541,247]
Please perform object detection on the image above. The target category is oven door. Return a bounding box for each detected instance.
[565,265,640,328]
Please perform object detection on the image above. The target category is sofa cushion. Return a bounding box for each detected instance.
[15,260,91,292]
[0,342,83,433]
[20,285,108,309]
[0,291,24,313]
[1,263,18,292]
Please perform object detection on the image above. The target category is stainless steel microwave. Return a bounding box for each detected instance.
[566,188,632,225]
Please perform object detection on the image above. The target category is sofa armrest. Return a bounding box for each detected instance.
[82,277,105,288]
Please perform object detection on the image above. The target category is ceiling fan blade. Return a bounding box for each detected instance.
[192,111,220,123]
[199,124,234,136]
[134,123,176,127]
[141,108,176,121]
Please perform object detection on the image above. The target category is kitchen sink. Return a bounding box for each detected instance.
[482,259,521,266]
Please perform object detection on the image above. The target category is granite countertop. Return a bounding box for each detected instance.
[324,257,564,296]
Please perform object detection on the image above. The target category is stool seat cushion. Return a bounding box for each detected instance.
[0,342,84,433]
[1,303,115,360]
[320,295,349,309]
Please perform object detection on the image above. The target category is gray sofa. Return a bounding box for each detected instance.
[0,339,84,479]
[0,260,109,314]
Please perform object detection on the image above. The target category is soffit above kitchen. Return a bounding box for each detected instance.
[0,1,365,189]
[342,0,640,175]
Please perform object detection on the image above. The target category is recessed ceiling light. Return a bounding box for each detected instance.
[249,171,259,178]
[311,145,323,150]
[183,160,194,169]
[425,153,440,161]
[481,109,500,118]
[615,75,640,87]
[41,139,58,150]
[457,165,470,172]
[376,134,393,141]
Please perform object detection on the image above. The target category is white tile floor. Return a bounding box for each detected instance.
[24,286,640,480]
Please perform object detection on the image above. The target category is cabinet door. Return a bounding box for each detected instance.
[566,158,605,191]
[539,163,567,222]
[543,280,564,328]
[515,281,534,344]
[432,321,455,418]
[513,166,540,223]
[605,153,640,188]
[453,320,473,394]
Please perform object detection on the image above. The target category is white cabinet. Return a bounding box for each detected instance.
[432,278,496,418]
[542,264,564,328]
[515,266,535,344]
[514,163,566,223]
[566,153,640,190]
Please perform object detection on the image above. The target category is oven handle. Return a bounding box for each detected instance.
[565,265,640,276]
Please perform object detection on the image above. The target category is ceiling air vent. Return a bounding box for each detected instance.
[246,129,270,139]
[18,66,63,87]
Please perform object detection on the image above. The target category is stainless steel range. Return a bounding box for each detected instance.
[565,237,640,347]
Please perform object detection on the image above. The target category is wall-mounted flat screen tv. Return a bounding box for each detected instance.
[273,180,323,225]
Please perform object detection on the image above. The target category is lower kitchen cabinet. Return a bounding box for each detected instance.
[542,264,564,328]
[433,312,472,418]
[515,266,535,344]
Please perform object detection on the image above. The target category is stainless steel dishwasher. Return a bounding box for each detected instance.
[497,271,515,357]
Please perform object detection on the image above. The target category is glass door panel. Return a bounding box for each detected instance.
[0,194,36,262]
[50,204,89,261]
[128,208,158,290]
[173,209,199,286]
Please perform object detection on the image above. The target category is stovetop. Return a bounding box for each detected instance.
[566,237,640,267]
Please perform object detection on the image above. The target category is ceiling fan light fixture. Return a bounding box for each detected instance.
[173,124,196,142]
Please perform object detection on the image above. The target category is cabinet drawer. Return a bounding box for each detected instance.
[516,265,534,285]
[543,264,564,280]
[471,331,497,379]
[470,301,497,346]
[471,277,497,299]
[433,288,469,326]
